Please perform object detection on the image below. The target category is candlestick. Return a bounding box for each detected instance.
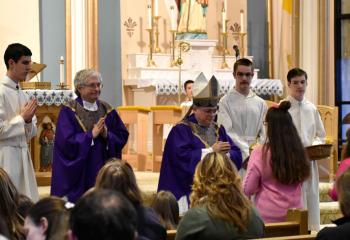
[147,29,156,67]
[170,30,177,67]
[222,9,226,33]
[221,32,229,69]
[154,0,158,17]
[59,56,65,84]
[147,5,152,29]
[240,10,244,33]
[153,16,161,53]
[170,6,177,31]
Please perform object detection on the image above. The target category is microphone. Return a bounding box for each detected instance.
[233,45,240,59]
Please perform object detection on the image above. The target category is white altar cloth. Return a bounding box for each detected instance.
[24,90,74,106]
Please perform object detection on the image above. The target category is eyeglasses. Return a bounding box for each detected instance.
[83,82,103,89]
[236,72,253,78]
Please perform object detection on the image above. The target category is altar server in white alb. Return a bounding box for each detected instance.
[286,67,326,231]
[217,58,267,160]
[0,43,39,201]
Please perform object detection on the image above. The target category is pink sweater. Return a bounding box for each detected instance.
[328,157,350,201]
[243,145,303,223]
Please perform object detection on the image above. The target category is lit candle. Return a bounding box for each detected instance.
[222,10,226,33]
[224,0,227,14]
[59,56,65,84]
[170,6,176,30]
[240,9,244,33]
[154,0,158,17]
[147,5,152,29]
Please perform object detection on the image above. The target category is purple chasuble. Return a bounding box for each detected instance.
[51,98,129,202]
[157,114,242,200]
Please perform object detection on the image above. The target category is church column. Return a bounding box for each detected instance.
[299,0,319,104]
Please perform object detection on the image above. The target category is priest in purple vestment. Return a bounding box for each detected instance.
[157,73,242,212]
[51,69,129,202]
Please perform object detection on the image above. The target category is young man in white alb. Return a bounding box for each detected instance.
[286,67,326,231]
[218,58,267,161]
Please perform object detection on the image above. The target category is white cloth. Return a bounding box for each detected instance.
[217,89,268,160]
[286,95,326,231]
[0,76,39,201]
[180,100,193,108]
[82,100,98,111]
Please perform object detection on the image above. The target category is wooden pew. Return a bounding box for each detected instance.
[166,230,176,240]
[253,234,316,240]
[167,209,308,240]
[264,209,308,237]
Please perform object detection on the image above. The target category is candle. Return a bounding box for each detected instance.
[224,0,227,13]
[59,56,65,84]
[170,6,177,30]
[222,10,226,33]
[240,9,244,33]
[154,0,158,17]
[147,5,152,29]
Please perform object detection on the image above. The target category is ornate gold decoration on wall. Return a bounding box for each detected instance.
[124,17,137,37]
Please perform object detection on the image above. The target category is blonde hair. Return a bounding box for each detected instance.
[337,168,350,217]
[190,152,251,232]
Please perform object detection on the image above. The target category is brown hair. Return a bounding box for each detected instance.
[190,152,251,232]
[287,68,308,83]
[233,58,254,73]
[263,101,310,184]
[337,168,350,217]
[27,197,69,240]
[151,191,179,230]
[95,159,143,206]
[0,168,24,240]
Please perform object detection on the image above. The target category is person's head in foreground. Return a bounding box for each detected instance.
[151,191,179,230]
[24,196,69,240]
[69,189,137,240]
[264,101,310,184]
[191,152,252,232]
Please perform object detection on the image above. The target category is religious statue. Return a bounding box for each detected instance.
[39,122,55,172]
[176,0,209,40]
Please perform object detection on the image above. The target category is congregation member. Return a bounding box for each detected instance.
[69,189,138,240]
[24,197,69,240]
[329,129,350,200]
[218,58,267,161]
[243,101,310,223]
[0,168,25,240]
[51,69,129,202]
[157,74,242,214]
[286,67,326,231]
[151,191,179,230]
[0,43,39,200]
[95,159,167,240]
[180,79,194,108]
[176,152,264,240]
[316,168,350,239]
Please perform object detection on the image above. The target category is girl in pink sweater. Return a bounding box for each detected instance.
[243,101,310,223]
[329,129,350,200]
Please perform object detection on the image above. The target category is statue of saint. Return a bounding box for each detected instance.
[39,122,55,172]
[176,0,208,40]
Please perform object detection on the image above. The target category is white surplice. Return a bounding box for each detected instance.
[0,76,39,201]
[217,89,268,160]
[287,95,326,231]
